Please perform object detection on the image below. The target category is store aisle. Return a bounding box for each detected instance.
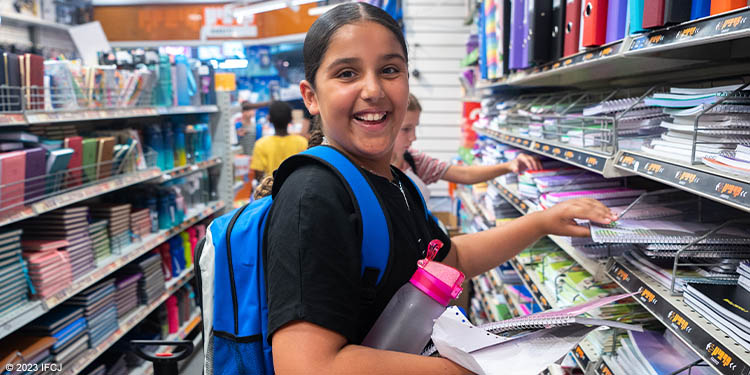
[182,347,204,375]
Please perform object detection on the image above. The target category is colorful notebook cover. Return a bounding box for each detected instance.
[24,148,45,202]
[0,151,26,209]
[582,0,609,47]
[81,139,98,183]
[63,136,83,188]
[628,0,646,34]
[605,0,627,43]
[691,0,711,19]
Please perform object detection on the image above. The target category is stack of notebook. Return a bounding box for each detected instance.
[115,273,142,318]
[124,252,165,306]
[22,206,95,280]
[640,85,750,163]
[0,334,56,373]
[738,262,750,292]
[64,279,119,348]
[90,204,131,255]
[130,208,152,242]
[89,220,111,262]
[0,229,30,313]
[24,306,89,369]
[539,187,645,209]
[612,330,713,375]
[22,241,73,298]
[684,282,750,351]
[703,143,750,177]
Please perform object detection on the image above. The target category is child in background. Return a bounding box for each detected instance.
[392,94,542,206]
[250,100,308,181]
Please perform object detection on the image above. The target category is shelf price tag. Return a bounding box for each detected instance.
[597,362,613,375]
[667,310,693,333]
[706,342,738,371]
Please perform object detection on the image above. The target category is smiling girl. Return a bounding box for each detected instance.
[263,3,617,373]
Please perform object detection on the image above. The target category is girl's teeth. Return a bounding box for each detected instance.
[357,113,385,121]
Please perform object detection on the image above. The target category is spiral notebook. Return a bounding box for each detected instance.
[590,219,750,244]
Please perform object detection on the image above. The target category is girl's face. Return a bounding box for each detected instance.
[300,21,409,165]
[393,110,420,159]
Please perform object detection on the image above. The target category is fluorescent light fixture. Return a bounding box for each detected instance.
[307,2,346,16]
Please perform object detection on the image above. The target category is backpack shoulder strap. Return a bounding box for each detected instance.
[274,146,391,285]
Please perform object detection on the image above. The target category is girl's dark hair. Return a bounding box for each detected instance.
[269,100,293,133]
[303,2,408,88]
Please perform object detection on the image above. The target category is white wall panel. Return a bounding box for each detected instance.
[405,0,468,200]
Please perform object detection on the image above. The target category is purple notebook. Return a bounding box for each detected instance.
[116,273,142,289]
[605,0,628,43]
[533,173,605,186]
[521,0,530,68]
[24,148,46,202]
[509,0,526,69]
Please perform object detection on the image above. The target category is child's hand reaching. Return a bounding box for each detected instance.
[536,198,617,237]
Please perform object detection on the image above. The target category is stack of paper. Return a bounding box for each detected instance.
[24,306,89,369]
[22,243,72,298]
[130,208,152,242]
[0,229,29,313]
[115,273,142,318]
[89,220,111,262]
[90,204,132,255]
[684,282,750,351]
[533,173,621,194]
[123,253,165,305]
[64,279,118,348]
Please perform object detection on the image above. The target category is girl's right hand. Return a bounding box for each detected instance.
[536,198,617,237]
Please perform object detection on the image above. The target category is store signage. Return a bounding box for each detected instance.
[535,142,607,172]
[630,8,750,51]
[597,362,613,375]
[667,311,693,333]
[676,171,699,185]
[707,343,737,370]
[640,288,658,305]
[574,345,590,368]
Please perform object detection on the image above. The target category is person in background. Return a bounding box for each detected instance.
[236,101,261,155]
[392,93,542,205]
[250,100,308,182]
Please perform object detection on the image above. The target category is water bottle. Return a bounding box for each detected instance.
[362,240,464,354]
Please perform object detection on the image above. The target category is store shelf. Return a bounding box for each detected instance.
[61,267,196,375]
[594,356,622,375]
[547,235,609,283]
[456,189,481,218]
[490,179,534,214]
[0,105,219,126]
[476,126,632,178]
[152,157,223,183]
[0,12,70,30]
[477,7,750,90]
[606,258,750,375]
[0,168,163,227]
[509,257,556,310]
[572,337,603,375]
[614,150,750,213]
[0,200,224,342]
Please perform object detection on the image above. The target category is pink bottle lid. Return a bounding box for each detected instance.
[409,240,465,306]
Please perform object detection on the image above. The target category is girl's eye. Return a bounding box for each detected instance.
[383,66,400,75]
[336,70,356,79]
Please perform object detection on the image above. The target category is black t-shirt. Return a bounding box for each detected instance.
[263,161,451,344]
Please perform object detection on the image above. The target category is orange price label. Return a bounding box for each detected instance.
[552,148,561,155]
[648,34,664,45]
[615,268,629,282]
[640,288,657,304]
[600,47,613,56]
[667,311,692,332]
[542,145,550,152]
[645,162,663,174]
[717,15,745,32]
[676,171,698,184]
[678,26,698,39]
[707,343,735,368]
[564,151,574,159]
[716,182,746,198]
[585,156,598,166]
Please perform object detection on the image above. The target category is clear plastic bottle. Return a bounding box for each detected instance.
[362,240,464,354]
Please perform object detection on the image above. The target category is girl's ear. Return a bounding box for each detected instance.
[300,80,320,116]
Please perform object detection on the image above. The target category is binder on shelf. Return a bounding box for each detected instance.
[45,148,73,194]
[3,52,21,111]
[664,0,691,24]
[552,0,566,60]
[564,0,583,56]
[628,0,646,34]
[582,0,609,47]
[81,138,98,183]
[521,0,531,68]
[502,0,513,74]
[527,0,553,64]
[605,0,627,43]
[96,137,115,180]
[642,0,665,29]
[710,0,747,15]
[509,0,527,69]
[23,54,44,111]
[691,0,711,19]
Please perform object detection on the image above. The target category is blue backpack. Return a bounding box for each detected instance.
[196,146,428,375]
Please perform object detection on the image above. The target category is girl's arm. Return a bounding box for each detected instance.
[441,154,542,185]
[273,321,471,375]
[443,198,615,278]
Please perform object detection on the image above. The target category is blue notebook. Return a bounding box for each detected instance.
[691,0,711,19]
[51,317,86,350]
[45,148,74,194]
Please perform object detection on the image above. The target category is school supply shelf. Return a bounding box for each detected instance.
[478,7,750,90]
[0,200,223,342]
[60,267,196,375]
[607,258,749,375]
